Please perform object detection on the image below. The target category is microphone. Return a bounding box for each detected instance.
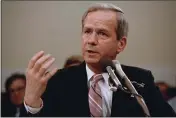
[99,58,123,90]
[112,60,150,117]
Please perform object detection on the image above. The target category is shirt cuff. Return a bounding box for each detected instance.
[24,99,43,114]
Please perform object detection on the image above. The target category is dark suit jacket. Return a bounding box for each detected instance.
[20,62,176,117]
[1,92,21,117]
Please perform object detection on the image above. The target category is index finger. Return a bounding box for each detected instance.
[27,51,45,69]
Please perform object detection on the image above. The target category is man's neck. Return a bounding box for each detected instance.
[86,63,103,74]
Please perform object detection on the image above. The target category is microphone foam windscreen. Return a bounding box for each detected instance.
[99,58,116,72]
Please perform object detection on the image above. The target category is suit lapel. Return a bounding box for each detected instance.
[111,65,145,117]
[72,62,90,116]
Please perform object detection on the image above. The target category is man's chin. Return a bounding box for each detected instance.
[84,58,100,64]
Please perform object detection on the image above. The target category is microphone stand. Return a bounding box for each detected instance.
[100,58,150,117]
[112,61,150,117]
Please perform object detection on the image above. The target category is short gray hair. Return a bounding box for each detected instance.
[82,3,129,40]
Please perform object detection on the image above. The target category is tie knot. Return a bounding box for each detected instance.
[91,74,103,84]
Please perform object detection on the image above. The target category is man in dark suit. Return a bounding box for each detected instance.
[20,3,175,117]
[1,73,26,117]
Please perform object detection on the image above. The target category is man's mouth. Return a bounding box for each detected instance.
[87,50,97,53]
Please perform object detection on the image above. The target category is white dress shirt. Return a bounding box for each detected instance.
[15,107,20,117]
[24,64,113,116]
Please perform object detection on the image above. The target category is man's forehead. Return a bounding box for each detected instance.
[83,25,110,32]
[11,79,25,85]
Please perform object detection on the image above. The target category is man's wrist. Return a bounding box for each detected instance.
[24,99,43,114]
[24,97,42,108]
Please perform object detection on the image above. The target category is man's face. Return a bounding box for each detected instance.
[9,79,26,106]
[82,10,125,65]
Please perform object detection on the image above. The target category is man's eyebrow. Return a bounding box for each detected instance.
[83,26,109,33]
[96,28,109,33]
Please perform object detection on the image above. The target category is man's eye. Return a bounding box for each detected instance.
[98,32,107,36]
[100,32,105,35]
[84,29,92,34]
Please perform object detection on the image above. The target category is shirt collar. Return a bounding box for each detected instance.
[86,64,94,82]
[86,64,109,84]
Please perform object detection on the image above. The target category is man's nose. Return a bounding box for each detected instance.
[13,90,20,95]
[87,32,98,45]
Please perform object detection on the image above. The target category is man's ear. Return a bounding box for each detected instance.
[116,36,127,54]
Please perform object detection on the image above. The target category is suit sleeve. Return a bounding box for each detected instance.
[20,70,63,117]
[144,71,176,117]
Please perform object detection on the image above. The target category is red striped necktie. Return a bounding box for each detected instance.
[89,74,104,117]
